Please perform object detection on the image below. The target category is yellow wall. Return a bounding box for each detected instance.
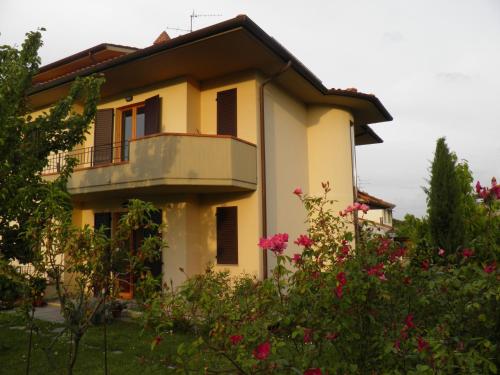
[307,106,355,214]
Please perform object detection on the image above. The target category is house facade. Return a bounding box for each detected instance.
[31,16,392,297]
[357,191,396,234]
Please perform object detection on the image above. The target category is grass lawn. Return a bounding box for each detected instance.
[0,311,192,374]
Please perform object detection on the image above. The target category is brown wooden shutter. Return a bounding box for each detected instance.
[216,206,238,264]
[144,95,161,135]
[217,88,237,137]
[93,109,114,165]
[94,212,112,237]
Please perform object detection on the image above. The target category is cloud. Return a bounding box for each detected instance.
[382,31,405,43]
[436,72,472,82]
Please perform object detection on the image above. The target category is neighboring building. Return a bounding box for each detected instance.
[357,191,396,234]
[31,15,392,297]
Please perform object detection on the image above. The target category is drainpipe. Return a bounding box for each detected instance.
[259,60,292,279]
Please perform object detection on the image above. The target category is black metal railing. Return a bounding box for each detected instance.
[42,141,129,174]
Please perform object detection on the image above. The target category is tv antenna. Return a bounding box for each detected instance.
[166,10,222,34]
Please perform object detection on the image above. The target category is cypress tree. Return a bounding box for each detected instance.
[427,138,465,253]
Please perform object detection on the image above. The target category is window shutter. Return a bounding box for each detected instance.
[94,212,112,237]
[217,89,237,137]
[144,95,161,135]
[93,109,114,165]
[216,206,238,264]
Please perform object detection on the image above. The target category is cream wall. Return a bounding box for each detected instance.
[263,83,310,266]
[200,72,260,143]
[307,106,355,214]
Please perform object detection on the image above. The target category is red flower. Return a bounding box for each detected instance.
[417,336,429,352]
[389,247,407,262]
[405,314,415,329]
[229,335,243,345]
[325,332,338,341]
[463,248,474,258]
[295,234,314,248]
[367,263,385,280]
[438,248,445,257]
[253,341,271,360]
[484,261,497,274]
[293,187,303,196]
[334,285,343,299]
[292,253,302,264]
[303,328,313,343]
[394,339,401,351]
[336,272,347,286]
[403,276,412,285]
[304,369,322,375]
[421,259,430,271]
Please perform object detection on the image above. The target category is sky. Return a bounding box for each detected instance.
[1,0,499,218]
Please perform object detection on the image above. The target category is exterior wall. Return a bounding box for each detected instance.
[200,71,260,143]
[263,83,310,265]
[363,208,393,227]
[307,106,355,214]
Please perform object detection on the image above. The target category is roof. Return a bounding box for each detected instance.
[357,190,396,209]
[29,15,392,131]
[34,43,138,85]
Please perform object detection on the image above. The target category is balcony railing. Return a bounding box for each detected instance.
[43,141,129,174]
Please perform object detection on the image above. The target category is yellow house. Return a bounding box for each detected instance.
[30,15,392,297]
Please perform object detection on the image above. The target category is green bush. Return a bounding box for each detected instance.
[143,182,499,374]
[0,266,24,309]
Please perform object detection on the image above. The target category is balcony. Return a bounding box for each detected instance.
[43,133,257,199]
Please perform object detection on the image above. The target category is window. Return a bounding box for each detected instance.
[120,105,145,160]
[216,206,238,264]
[217,88,237,137]
[115,95,160,161]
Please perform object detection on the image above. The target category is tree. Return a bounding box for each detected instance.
[25,182,165,374]
[426,137,465,253]
[0,29,104,262]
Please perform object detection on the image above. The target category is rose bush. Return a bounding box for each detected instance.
[143,181,499,374]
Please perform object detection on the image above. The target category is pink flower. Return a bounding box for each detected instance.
[253,341,271,360]
[475,181,482,194]
[417,336,429,352]
[294,234,314,248]
[325,332,338,341]
[484,261,496,274]
[421,259,430,271]
[292,253,302,264]
[304,369,322,375]
[303,328,313,343]
[438,248,445,257]
[353,202,361,210]
[229,335,243,345]
[360,204,370,213]
[258,233,289,255]
[293,187,303,196]
[463,248,474,258]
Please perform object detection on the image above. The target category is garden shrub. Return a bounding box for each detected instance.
[143,180,499,374]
